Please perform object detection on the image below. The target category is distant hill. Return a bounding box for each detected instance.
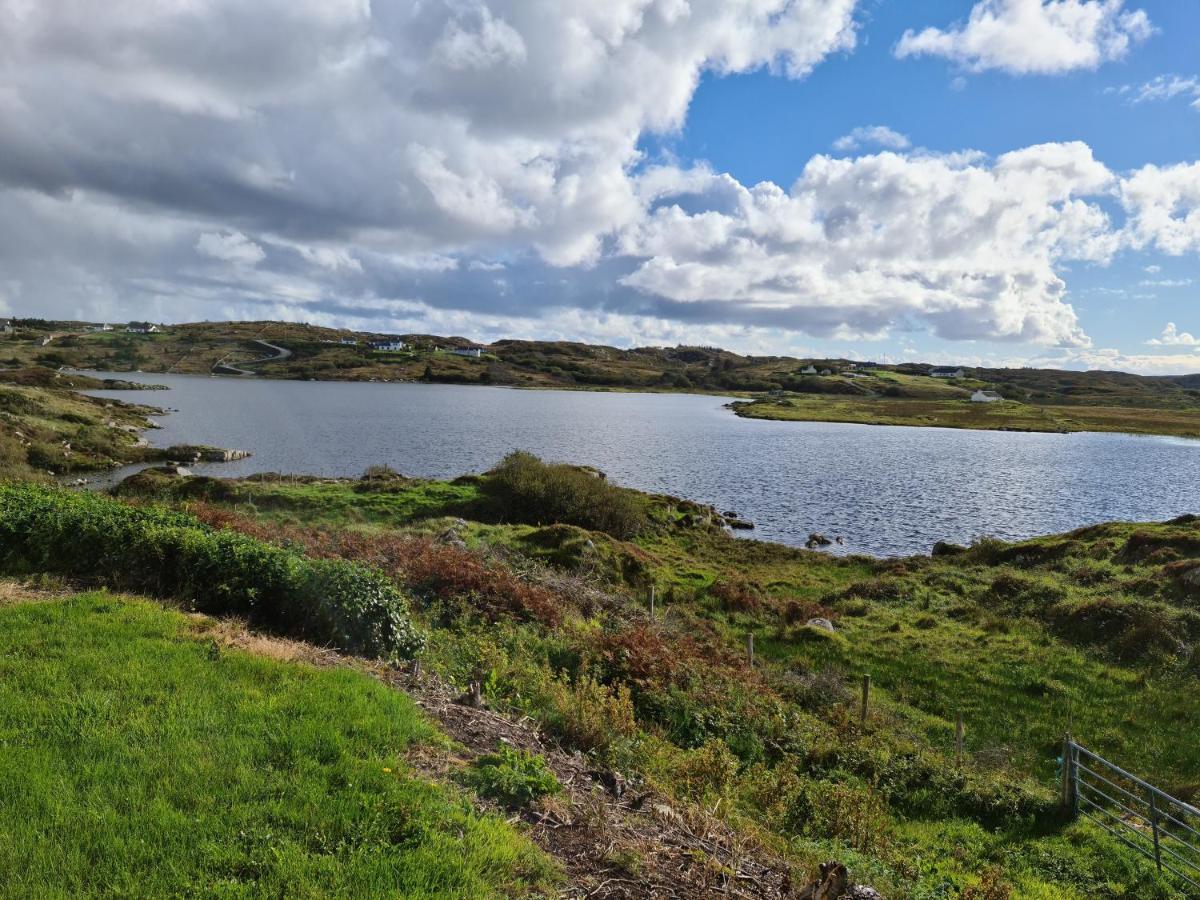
[4,319,1200,409]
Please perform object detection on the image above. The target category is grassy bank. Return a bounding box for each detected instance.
[0,588,555,897]
[77,457,1200,896]
[731,394,1200,438]
[0,379,162,479]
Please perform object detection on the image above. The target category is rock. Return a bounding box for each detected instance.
[806,532,833,549]
[725,517,754,530]
[722,510,741,519]
[588,769,627,799]
[932,540,967,557]
[846,887,884,900]
[798,861,848,900]
[806,617,835,632]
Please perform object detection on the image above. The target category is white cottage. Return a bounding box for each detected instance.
[971,390,1003,403]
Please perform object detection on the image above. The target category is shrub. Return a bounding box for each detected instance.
[709,576,762,612]
[0,484,424,660]
[482,451,649,539]
[464,746,561,809]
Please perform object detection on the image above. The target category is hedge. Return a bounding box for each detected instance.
[0,484,424,660]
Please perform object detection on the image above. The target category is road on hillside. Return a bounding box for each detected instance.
[212,339,293,376]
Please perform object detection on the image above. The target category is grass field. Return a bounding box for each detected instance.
[732,394,1200,438]
[92,459,1200,896]
[0,589,556,898]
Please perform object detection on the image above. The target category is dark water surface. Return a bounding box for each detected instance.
[83,373,1200,557]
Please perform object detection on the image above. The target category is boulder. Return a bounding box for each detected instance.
[932,540,967,557]
[806,617,836,632]
[806,532,833,549]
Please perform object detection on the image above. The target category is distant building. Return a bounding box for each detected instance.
[88,323,113,332]
[930,367,964,378]
[371,340,407,352]
[448,346,483,358]
[819,369,832,376]
[125,322,160,334]
[801,365,817,375]
[338,338,358,345]
[971,390,1003,403]
[0,319,11,334]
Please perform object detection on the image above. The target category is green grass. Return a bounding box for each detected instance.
[731,394,1200,438]
[0,591,556,898]
[14,458,1200,896]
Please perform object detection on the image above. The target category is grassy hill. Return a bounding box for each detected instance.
[0,585,556,897]
[9,318,1200,438]
[10,456,1200,896]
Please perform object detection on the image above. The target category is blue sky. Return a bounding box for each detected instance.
[642,0,1200,369]
[3,0,1199,372]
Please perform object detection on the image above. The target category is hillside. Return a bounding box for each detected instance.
[6,456,1199,896]
[7,318,1200,407]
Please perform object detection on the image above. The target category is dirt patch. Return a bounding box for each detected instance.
[383,668,797,899]
[0,578,73,605]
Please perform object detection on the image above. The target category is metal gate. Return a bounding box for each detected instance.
[1063,738,1200,890]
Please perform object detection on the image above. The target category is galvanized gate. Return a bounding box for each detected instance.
[1063,737,1200,890]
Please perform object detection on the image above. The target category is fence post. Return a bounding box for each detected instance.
[746,632,754,668]
[649,585,655,619]
[1150,790,1162,873]
[1061,733,1073,814]
[860,674,871,725]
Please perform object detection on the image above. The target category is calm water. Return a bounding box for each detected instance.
[83,372,1200,557]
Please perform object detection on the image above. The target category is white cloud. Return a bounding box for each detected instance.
[832,125,910,153]
[895,0,1154,75]
[0,0,859,272]
[1146,323,1199,346]
[618,142,1118,346]
[1139,278,1192,287]
[1112,74,1200,111]
[1144,264,1161,273]
[196,231,266,265]
[1121,161,1200,255]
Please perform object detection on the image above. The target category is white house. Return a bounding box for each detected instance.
[971,390,1003,403]
[930,367,964,378]
[801,365,817,375]
[371,340,407,352]
[449,346,483,358]
[125,322,160,334]
[0,319,11,334]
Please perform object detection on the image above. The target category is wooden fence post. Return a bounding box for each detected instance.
[746,632,754,668]
[860,674,871,725]
[649,585,655,619]
[955,714,964,768]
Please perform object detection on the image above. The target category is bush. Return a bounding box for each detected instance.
[0,484,424,660]
[464,746,561,808]
[482,451,649,539]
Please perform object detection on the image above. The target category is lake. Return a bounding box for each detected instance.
[83,373,1200,557]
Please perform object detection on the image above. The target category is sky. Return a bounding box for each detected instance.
[1,0,1199,373]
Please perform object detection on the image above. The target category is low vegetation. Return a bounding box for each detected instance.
[464,747,562,809]
[0,484,424,659]
[732,392,1200,438]
[26,456,1195,896]
[0,589,556,897]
